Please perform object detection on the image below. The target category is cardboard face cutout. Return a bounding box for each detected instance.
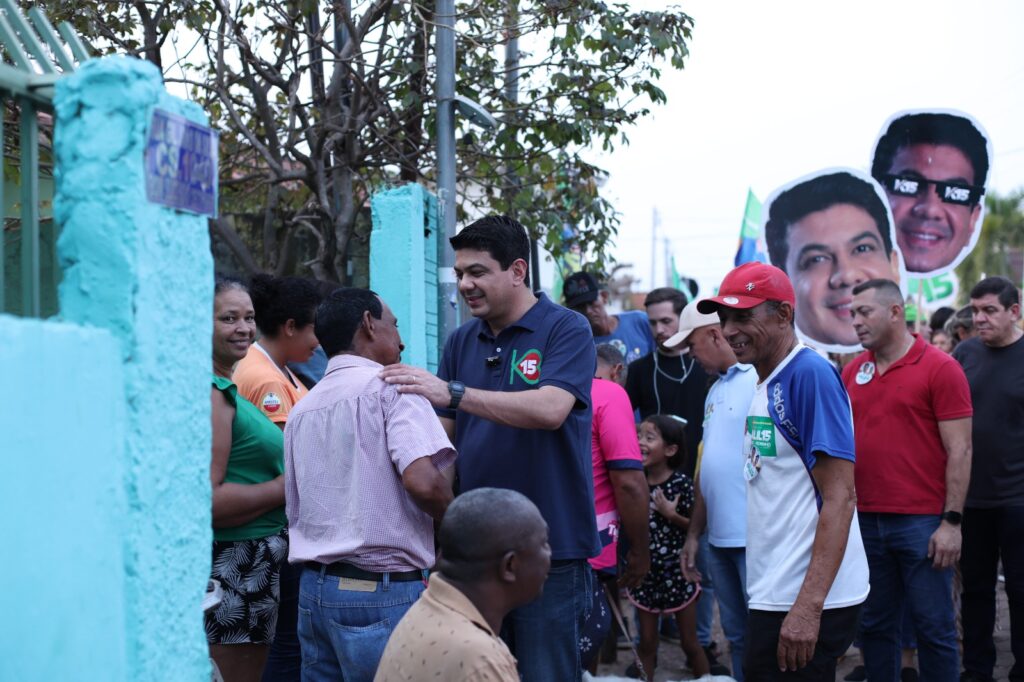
[763,168,907,353]
[870,109,991,277]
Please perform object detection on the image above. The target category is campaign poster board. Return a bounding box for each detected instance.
[870,109,991,278]
[763,168,907,353]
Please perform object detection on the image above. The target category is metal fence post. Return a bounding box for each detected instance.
[20,100,38,317]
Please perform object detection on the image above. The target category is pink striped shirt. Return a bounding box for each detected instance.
[284,354,456,571]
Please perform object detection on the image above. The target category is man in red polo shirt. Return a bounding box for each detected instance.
[843,278,973,682]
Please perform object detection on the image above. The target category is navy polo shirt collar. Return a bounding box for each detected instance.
[475,292,551,340]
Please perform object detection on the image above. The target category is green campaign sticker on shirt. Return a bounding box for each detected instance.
[746,416,777,458]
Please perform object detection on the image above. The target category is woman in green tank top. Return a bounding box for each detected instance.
[206,275,288,681]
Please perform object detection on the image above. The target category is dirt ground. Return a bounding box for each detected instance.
[596,580,1013,681]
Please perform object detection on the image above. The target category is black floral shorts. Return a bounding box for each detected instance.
[205,530,288,645]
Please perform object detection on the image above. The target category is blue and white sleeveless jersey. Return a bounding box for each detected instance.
[744,344,869,611]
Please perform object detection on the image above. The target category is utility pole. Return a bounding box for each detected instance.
[502,3,538,291]
[436,0,458,342]
[650,206,659,291]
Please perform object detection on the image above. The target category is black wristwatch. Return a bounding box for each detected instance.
[447,380,466,410]
[941,510,963,526]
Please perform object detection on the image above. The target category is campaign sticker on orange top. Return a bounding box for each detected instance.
[261,392,282,413]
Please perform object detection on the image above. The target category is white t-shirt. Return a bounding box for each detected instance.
[744,344,869,611]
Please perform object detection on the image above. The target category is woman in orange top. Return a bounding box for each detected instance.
[233,274,323,428]
[232,273,322,681]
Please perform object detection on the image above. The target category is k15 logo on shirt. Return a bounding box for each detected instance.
[510,348,543,385]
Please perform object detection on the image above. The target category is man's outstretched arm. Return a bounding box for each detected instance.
[380,364,577,430]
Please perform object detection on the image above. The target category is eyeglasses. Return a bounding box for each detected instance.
[880,174,984,207]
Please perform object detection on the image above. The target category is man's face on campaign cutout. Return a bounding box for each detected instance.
[885,143,982,274]
[783,203,900,347]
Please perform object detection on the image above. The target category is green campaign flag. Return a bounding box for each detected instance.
[735,189,765,265]
[670,254,690,302]
[741,188,762,239]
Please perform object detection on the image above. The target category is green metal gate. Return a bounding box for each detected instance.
[0,0,87,317]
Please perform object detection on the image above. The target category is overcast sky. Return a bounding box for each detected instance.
[593,0,1024,294]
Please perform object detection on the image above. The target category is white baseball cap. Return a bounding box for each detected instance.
[664,303,721,349]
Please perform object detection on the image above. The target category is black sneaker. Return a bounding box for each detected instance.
[702,644,731,676]
[960,672,995,682]
[901,667,919,682]
[843,665,867,681]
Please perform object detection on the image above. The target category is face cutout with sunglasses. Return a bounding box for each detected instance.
[878,142,985,276]
[881,174,984,207]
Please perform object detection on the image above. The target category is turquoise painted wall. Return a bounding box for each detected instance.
[370,184,440,371]
[0,316,128,680]
[0,56,214,681]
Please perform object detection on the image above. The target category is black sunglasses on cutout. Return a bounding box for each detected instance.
[880,174,984,207]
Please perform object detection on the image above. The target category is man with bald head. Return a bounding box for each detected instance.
[375,488,551,682]
[843,279,972,682]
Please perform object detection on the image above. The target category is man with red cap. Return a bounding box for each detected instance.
[697,262,869,681]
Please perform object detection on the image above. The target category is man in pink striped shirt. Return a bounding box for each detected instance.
[285,288,455,682]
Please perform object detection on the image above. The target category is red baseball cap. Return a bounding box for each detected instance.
[697,262,796,314]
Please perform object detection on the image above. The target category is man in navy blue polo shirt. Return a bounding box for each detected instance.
[380,215,600,682]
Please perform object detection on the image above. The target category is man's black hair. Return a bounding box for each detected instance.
[929,306,955,332]
[851,278,903,305]
[249,274,323,337]
[315,288,382,357]
[765,172,893,269]
[872,112,989,191]
[450,215,531,274]
[644,287,688,315]
[970,276,1020,309]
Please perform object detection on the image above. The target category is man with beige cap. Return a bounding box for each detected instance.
[673,303,758,681]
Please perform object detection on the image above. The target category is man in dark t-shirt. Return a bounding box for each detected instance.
[952,276,1024,682]
[625,287,709,468]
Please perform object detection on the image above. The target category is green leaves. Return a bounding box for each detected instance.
[955,191,1024,300]
[54,0,693,278]
[450,0,693,264]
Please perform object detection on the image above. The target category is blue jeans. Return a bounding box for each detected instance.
[859,512,958,682]
[501,559,592,682]
[696,532,715,647]
[297,565,425,682]
[708,544,748,681]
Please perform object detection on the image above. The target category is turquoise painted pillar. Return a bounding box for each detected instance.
[370,184,440,371]
[53,57,213,681]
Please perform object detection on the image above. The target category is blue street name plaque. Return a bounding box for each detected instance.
[144,109,219,216]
